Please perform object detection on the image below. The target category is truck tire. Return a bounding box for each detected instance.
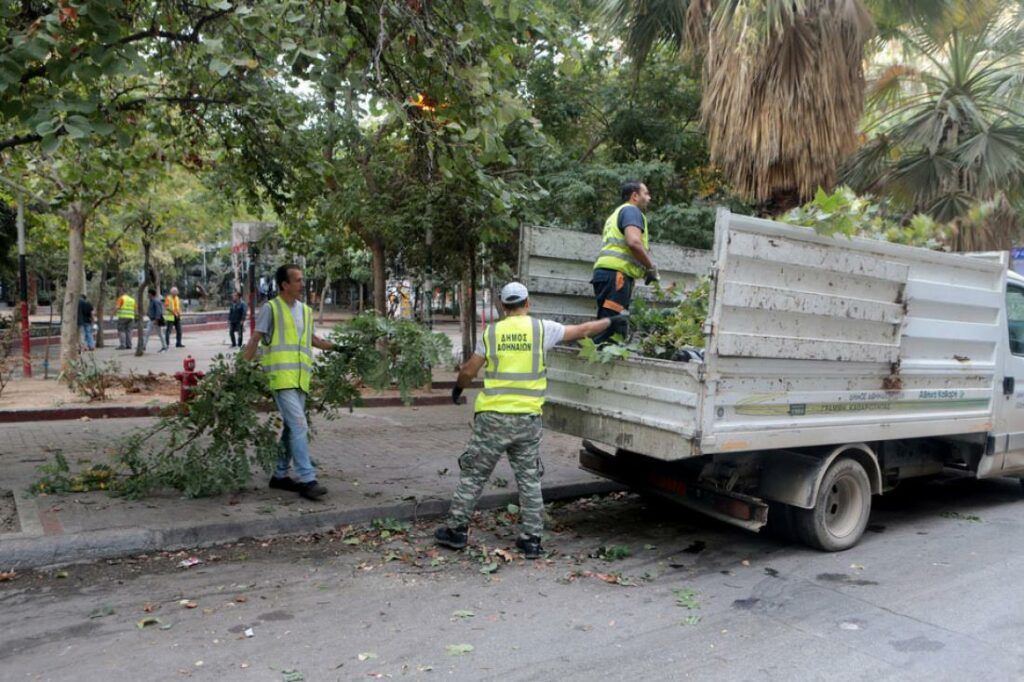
[793,457,871,552]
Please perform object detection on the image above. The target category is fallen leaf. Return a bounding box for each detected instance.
[234,596,248,603]
[493,549,515,563]
[159,622,173,631]
[143,603,161,613]
[506,503,520,514]
[244,627,254,638]
[0,571,16,582]
[850,563,864,570]
[417,665,433,672]
[446,644,474,656]
[55,571,69,579]
[88,605,115,619]
[282,670,305,682]
[178,557,202,569]
[342,538,362,545]
[451,610,475,620]
[179,600,197,609]
[740,560,750,567]
[358,652,378,662]
[479,562,499,575]
[137,616,162,629]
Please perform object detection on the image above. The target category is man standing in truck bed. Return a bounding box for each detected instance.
[591,180,659,343]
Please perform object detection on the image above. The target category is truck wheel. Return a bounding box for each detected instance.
[794,457,871,552]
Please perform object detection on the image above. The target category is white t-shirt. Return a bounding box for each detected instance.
[474,318,566,357]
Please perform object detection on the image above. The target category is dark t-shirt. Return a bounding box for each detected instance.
[77,299,93,326]
[229,301,247,324]
[617,205,646,236]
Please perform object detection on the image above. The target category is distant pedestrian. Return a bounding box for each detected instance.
[434,282,627,559]
[115,288,136,350]
[591,180,659,343]
[77,293,95,351]
[144,288,168,353]
[164,286,183,348]
[241,264,348,501]
[228,291,247,348]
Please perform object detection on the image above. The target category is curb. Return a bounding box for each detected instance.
[0,393,475,423]
[0,480,625,569]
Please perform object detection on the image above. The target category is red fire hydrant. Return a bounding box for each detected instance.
[174,355,205,403]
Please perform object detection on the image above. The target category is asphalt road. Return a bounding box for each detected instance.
[2,474,1024,682]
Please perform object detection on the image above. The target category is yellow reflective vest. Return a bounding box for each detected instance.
[116,295,136,319]
[475,315,546,415]
[163,294,180,321]
[260,297,314,393]
[593,203,649,280]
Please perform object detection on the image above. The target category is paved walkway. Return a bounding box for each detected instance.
[0,396,617,568]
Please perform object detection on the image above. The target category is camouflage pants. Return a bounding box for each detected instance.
[446,412,545,537]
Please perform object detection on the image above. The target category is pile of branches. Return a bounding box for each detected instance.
[114,314,451,499]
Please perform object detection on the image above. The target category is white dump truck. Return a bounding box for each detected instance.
[519,210,1024,551]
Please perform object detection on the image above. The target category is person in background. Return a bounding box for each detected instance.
[144,288,168,353]
[229,291,247,348]
[164,286,183,348]
[115,288,136,350]
[78,293,95,351]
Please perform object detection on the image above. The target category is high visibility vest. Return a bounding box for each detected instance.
[260,297,314,393]
[593,203,649,280]
[116,295,136,319]
[164,295,180,321]
[475,315,546,415]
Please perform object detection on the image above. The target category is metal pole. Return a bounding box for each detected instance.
[248,243,257,335]
[425,226,433,330]
[16,194,31,378]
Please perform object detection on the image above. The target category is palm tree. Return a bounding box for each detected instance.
[841,3,1024,224]
[605,0,875,212]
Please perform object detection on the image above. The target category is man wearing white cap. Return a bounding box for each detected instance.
[435,281,627,559]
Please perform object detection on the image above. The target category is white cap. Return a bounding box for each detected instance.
[500,282,529,305]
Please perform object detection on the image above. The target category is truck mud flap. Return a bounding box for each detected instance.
[579,442,769,533]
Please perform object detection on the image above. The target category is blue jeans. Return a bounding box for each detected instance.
[144,319,168,351]
[273,389,315,483]
[79,324,95,350]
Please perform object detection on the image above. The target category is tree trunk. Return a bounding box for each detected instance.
[318,274,331,325]
[95,261,107,348]
[59,205,86,371]
[134,238,152,357]
[370,236,386,315]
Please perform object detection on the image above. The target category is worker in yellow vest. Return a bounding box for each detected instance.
[591,180,659,343]
[435,282,628,559]
[241,264,346,501]
[115,288,136,350]
[163,286,184,348]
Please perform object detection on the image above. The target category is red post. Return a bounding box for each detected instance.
[17,193,31,378]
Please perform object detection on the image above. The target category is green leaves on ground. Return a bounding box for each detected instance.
[446,644,474,656]
[674,588,700,610]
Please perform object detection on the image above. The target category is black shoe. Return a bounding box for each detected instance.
[434,525,468,550]
[515,535,544,560]
[296,480,327,500]
[176,344,185,348]
[269,476,302,492]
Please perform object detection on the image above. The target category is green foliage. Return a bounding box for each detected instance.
[59,356,121,401]
[316,313,452,408]
[29,452,113,495]
[579,279,710,364]
[781,187,944,247]
[115,355,279,499]
[593,545,632,561]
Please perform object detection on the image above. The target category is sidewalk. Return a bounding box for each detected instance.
[0,395,620,569]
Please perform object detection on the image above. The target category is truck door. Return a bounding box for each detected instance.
[998,282,1024,473]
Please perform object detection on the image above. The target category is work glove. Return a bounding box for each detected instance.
[451,386,464,404]
[607,311,630,338]
[644,266,660,286]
